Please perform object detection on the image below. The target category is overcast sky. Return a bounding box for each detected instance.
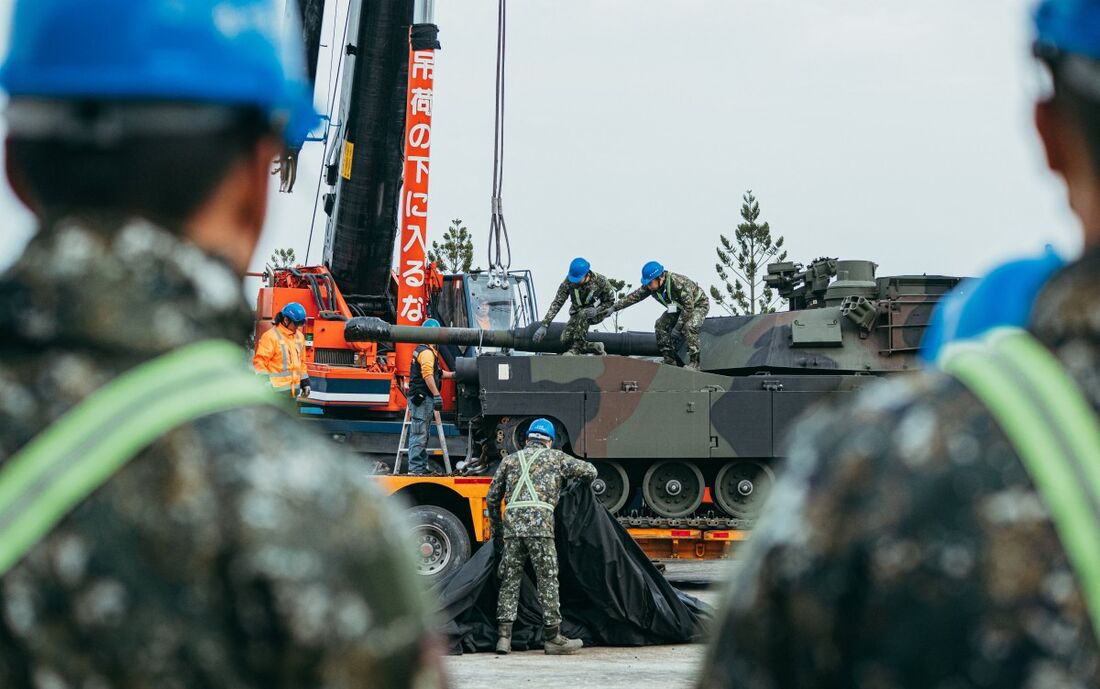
[0,0,1082,330]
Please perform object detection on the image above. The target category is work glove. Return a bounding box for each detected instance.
[580,306,598,323]
[532,324,548,343]
[432,395,443,411]
[596,306,615,321]
[299,379,312,398]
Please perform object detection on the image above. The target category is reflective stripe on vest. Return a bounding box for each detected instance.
[0,340,285,577]
[940,327,1100,639]
[571,286,594,308]
[504,448,556,512]
[268,328,304,391]
[652,279,673,307]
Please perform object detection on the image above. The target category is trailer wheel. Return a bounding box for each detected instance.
[406,505,471,584]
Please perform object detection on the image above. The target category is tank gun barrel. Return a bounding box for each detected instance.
[344,317,660,356]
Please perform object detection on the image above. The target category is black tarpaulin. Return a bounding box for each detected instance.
[433,482,712,654]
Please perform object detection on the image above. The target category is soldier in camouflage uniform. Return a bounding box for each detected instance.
[609,261,709,369]
[533,257,616,355]
[0,2,441,687]
[486,418,597,655]
[696,2,1100,687]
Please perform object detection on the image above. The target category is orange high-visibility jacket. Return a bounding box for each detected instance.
[252,323,307,394]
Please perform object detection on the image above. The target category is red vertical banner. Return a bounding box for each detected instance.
[396,45,436,378]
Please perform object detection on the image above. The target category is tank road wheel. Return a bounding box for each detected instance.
[591,461,630,514]
[406,505,471,585]
[642,461,705,518]
[714,461,776,520]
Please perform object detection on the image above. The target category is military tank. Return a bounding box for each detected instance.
[345,259,960,527]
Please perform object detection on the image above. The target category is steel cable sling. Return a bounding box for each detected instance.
[486,0,512,288]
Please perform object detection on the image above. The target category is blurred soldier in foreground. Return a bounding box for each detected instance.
[697,2,1100,687]
[608,261,709,369]
[0,1,441,687]
[487,419,597,655]
[533,257,616,355]
[253,301,311,398]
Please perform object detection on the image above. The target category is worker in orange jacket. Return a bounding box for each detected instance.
[253,302,310,397]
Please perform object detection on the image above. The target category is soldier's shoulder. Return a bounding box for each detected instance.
[787,370,990,475]
[186,405,373,479]
[672,271,699,286]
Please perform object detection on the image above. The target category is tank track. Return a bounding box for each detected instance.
[615,514,754,531]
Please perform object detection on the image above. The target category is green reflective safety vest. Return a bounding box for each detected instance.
[504,448,556,512]
[0,340,286,577]
[940,327,1100,639]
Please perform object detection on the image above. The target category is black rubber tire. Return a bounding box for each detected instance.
[591,460,630,514]
[713,461,776,520]
[406,505,471,585]
[642,460,705,518]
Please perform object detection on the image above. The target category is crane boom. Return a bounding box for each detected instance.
[322,0,414,313]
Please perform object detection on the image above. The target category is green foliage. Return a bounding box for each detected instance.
[606,278,633,332]
[429,219,477,273]
[712,190,787,315]
[270,247,297,269]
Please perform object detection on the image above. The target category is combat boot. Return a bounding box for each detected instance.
[496,622,513,655]
[543,625,583,655]
[588,342,606,356]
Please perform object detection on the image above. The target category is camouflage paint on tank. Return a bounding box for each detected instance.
[475,353,872,460]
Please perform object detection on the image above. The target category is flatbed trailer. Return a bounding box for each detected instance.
[373,475,749,582]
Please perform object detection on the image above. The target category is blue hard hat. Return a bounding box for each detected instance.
[527,418,556,443]
[1034,0,1100,59]
[641,261,665,284]
[422,318,441,328]
[281,302,307,325]
[0,0,318,147]
[567,257,591,284]
[921,245,1065,363]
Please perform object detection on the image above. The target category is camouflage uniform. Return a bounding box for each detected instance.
[613,272,709,366]
[0,218,442,689]
[540,272,616,355]
[486,441,596,626]
[696,248,1100,689]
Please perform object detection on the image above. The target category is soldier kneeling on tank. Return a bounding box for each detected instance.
[486,418,597,655]
[532,257,615,355]
[605,261,710,370]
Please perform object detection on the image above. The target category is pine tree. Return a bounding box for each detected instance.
[605,278,633,332]
[711,190,787,315]
[428,219,476,273]
[269,247,297,269]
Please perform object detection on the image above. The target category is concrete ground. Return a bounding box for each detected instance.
[443,560,732,689]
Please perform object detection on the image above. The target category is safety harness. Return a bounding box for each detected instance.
[652,278,674,307]
[503,448,555,512]
[941,327,1100,639]
[570,285,596,308]
[0,340,284,577]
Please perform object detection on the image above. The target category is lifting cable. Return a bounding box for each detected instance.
[486,0,512,285]
[305,0,353,264]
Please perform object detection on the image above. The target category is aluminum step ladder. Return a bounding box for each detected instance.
[393,405,452,475]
